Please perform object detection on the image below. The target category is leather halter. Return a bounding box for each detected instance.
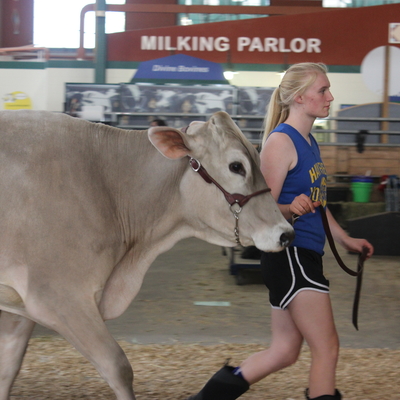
[318,205,368,330]
[188,157,271,245]
[189,158,271,207]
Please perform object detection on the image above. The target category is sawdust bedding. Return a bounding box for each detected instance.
[10,337,400,400]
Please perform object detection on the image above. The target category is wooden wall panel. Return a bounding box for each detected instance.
[336,147,350,175]
[320,145,400,178]
[320,146,337,175]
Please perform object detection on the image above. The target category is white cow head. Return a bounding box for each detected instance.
[148,111,294,252]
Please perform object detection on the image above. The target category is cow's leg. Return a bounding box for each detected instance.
[0,311,36,400]
[43,302,136,400]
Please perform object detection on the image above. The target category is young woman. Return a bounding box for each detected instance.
[186,63,374,400]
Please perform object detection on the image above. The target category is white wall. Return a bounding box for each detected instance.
[229,71,382,117]
[46,68,94,111]
[0,65,96,112]
[328,73,382,115]
[106,68,135,84]
[229,71,282,90]
[1,68,49,111]
[0,64,382,116]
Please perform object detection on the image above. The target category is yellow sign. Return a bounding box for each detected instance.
[3,91,32,110]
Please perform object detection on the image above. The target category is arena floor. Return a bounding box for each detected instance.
[19,237,400,399]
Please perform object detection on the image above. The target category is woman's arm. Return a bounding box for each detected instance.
[326,207,374,259]
[260,132,320,220]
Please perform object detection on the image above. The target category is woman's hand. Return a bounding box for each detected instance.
[326,208,374,259]
[341,237,374,260]
[289,194,321,217]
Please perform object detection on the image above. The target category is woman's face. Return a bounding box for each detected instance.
[298,72,334,119]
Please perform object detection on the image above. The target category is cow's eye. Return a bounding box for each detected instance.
[229,162,245,177]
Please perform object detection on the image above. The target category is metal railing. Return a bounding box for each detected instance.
[71,110,400,147]
[0,46,50,61]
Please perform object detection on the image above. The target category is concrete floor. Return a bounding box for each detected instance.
[32,237,400,350]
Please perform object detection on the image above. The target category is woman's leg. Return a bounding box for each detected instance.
[240,307,304,384]
[288,290,339,399]
[186,308,304,400]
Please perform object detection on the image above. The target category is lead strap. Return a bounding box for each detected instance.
[319,205,368,330]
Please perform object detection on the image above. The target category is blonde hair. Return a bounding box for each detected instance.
[262,62,328,145]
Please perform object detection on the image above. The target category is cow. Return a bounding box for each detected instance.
[0,110,294,400]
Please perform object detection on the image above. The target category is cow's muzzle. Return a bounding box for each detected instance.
[279,231,295,248]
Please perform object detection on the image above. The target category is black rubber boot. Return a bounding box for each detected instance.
[305,388,342,400]
[187,365,249,400]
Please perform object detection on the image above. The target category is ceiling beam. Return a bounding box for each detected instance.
[104,4,333,16]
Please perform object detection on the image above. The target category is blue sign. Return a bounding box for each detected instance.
[132,54,227,83]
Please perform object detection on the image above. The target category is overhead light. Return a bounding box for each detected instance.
[224,70,238,80]
[181,15,192,26]
[224,71,234,80]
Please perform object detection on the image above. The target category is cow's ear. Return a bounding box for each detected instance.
[148,127,191,160]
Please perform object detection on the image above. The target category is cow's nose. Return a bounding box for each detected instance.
[279,230,295,247]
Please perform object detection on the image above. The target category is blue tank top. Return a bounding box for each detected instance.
[270,123,327,255]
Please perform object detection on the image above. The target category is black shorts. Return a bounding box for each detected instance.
[261,247,330,310]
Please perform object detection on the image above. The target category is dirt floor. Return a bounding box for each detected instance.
[11,238,400,399]
[11,339,400,400]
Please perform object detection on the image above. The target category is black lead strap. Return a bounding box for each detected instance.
[318,205,368,330]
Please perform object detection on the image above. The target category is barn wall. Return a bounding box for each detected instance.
[320,145,400,177]
[0,62,399,185]
[0,63,383,114]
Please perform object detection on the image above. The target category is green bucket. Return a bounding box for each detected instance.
[351,182,373,203]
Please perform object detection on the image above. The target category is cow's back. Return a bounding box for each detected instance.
[0,109,185,273]
[0,109,155,201]
[0,110,159,293]
[0,110,117,218]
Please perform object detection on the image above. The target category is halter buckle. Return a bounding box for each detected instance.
[189,157,201,172]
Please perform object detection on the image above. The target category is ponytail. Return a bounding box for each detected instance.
[262,86,290,145]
